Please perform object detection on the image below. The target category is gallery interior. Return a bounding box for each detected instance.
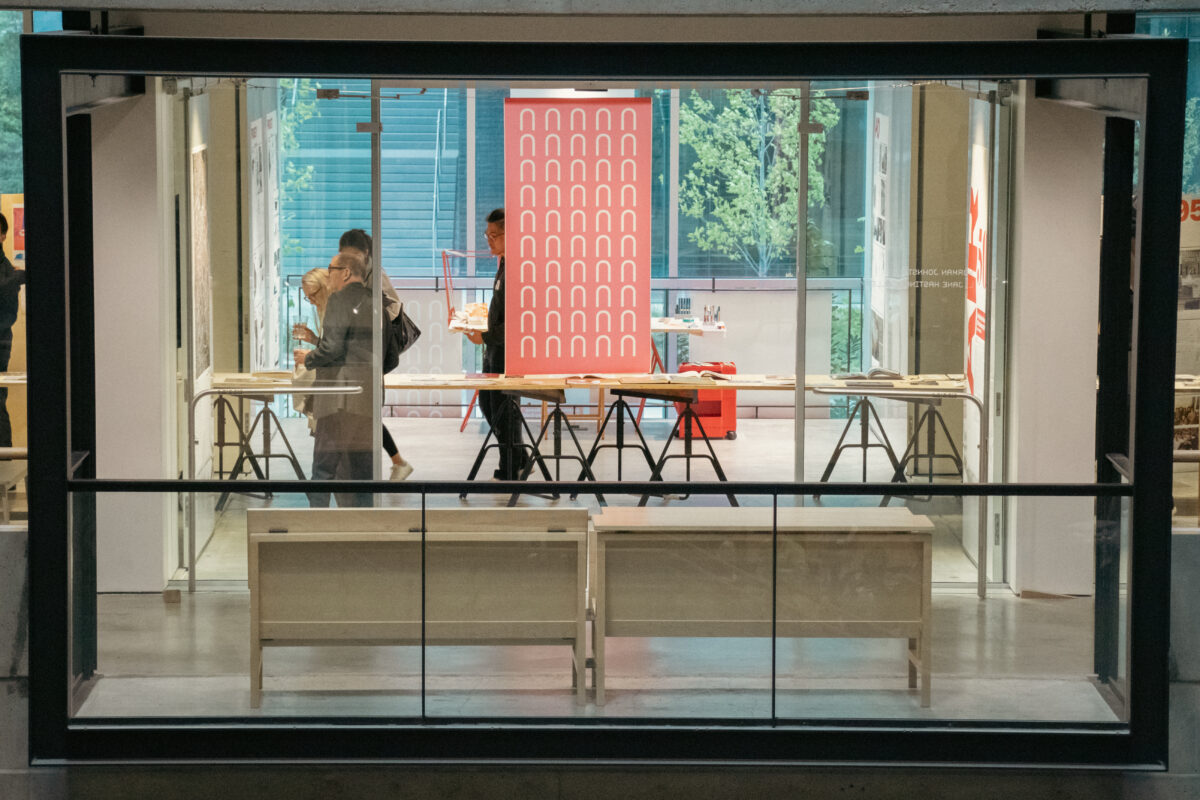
[5,6,1200,787]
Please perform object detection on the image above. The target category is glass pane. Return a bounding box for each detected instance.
[774,493,1127,724]
[67,66,1144,738]
[1138,14,1200,522]
[74,491,423,718]
[584,492,772,719]
[421,492,593,718]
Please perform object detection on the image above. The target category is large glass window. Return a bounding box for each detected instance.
[27,36,1181,766]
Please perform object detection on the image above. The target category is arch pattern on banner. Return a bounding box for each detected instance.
[504,97,652,374]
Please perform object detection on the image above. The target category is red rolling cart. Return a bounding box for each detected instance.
[675,361,738,440]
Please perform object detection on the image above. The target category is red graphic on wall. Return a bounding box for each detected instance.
[965,187,987,396]
[503,98,652,374]
[12,206,24,257]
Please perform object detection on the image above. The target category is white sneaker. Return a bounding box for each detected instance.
[390,462,414,481]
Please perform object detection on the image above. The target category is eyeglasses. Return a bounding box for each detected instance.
[485,231,505,241]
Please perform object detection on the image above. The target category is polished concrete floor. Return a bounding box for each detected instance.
[77,411,1120,724]
[79,588,1114,722]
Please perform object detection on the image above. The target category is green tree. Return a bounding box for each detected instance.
[1184,96,1200,195]
[0,12,24,194]
[277,78,320,258]
[678,88,840,277]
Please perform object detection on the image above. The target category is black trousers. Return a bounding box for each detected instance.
[480,345,525,479]
[0,333,12,448]
[308,410,373,507]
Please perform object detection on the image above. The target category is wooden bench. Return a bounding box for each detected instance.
[247,507,589,708]
[590,506,935,707]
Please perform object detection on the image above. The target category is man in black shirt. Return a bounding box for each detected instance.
[466,208,527,480]
[0,214,25,447]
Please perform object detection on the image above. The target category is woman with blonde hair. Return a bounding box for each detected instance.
[293,266,330,343]
[294,260,414,480]
[292,267,331,432]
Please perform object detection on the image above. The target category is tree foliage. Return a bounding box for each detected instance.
[1185,96,1200,195]
[0,13,24,194]
[678,88,840,277]
[277,78,320,257]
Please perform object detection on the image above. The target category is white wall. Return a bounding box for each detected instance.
[688,289,831,417]
[92,94,177,592]
[1006,86,1105,596]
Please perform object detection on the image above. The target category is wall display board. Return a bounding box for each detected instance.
[1177,191,1200,378]
[4,200,23,263]
[1175,193,1200,446]
[1179,193,1200,313]
[503,98,652,374]
[190,146,213,378]
[0,193,25,447]
[248,119,269,370]
[869,112,889,366]
[265,111,282,369]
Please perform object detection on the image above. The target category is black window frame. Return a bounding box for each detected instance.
[21,33,1185,767]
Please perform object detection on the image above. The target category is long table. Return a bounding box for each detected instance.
[590,505,935,707]
[221,370,963,394]
[211,373,968,499]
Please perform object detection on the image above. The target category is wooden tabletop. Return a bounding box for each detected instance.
[211,371,967,393]
[592,505,935,533]
[447,317,727,335]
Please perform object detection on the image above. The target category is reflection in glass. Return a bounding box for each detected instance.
[74,490,1127,725]
[72,69,1141,736]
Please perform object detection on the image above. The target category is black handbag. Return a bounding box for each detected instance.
[394,304,421,355]
[384,303,421,372]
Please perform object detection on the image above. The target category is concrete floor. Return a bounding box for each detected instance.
[76,411,1118,724]
[79,588,1114,722]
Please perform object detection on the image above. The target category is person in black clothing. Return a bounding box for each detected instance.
[466,208,527,480]
[0,214,25,447]
[293,250,374,507]
[336,228,414,480]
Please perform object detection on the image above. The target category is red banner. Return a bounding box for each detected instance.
[504,98,652,374]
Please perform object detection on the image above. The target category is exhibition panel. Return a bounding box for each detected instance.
[24,35,1180,766]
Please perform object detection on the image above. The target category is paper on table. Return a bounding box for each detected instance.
[449,316,488,332]
[668,371,732,383]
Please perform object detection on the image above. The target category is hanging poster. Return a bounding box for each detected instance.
[869,112,889,366]
[190,146,213,379]
[265,110,282,369]
[248,118,268,371]
[503,97,652,374]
